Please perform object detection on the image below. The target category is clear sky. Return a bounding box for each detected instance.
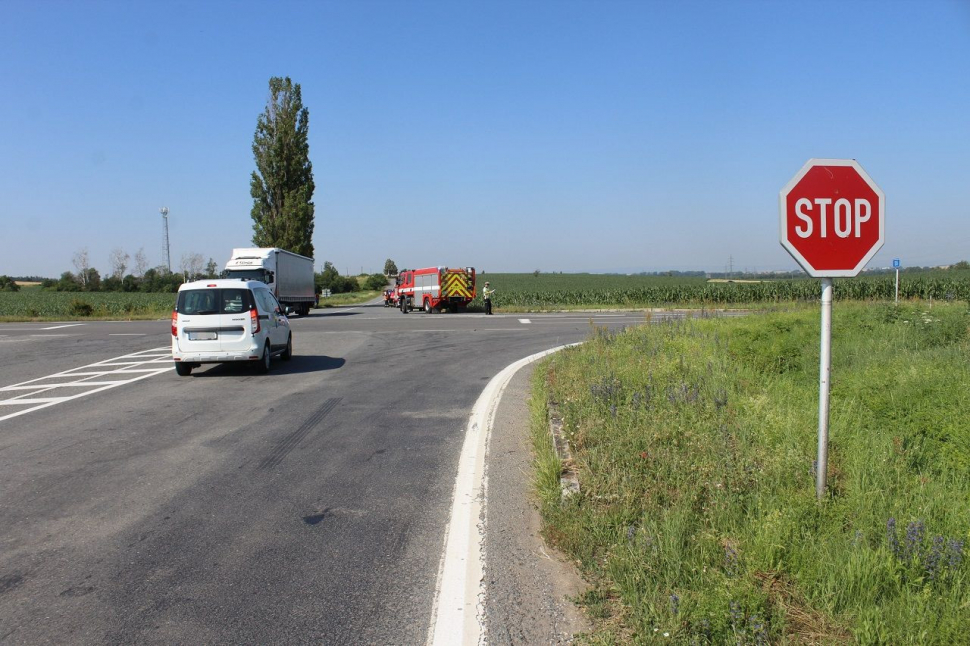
[2,0,968,278]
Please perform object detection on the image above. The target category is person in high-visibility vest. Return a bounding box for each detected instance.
[482,281,494,315]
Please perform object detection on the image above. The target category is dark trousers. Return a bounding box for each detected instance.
[484,298,492,315]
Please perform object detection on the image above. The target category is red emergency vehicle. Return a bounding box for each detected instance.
[395,267,476,313]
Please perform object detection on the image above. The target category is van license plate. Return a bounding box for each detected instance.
[188,331,217,340]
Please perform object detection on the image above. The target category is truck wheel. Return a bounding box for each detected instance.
[174,362,193,377]
[257,343,271,374]
[424,299,432,314]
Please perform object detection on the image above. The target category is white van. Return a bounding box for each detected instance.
[171,279,292,376]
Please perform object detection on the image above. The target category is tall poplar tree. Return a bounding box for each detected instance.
[250,76,315,258]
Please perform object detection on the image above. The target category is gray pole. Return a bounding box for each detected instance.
[160,207,171,272]
[895,268,899,305]
[816,278,833,500]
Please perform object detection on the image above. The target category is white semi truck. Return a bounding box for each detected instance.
[223,248,316,316]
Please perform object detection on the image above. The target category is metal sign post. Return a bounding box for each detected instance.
[893,258,901,305]
[816,278,833,499]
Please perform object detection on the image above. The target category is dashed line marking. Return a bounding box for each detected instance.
[40,324,85,330]
[0,347,171,422]
[518,319,531,324]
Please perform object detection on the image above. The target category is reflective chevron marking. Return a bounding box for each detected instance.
[442,272,472,298]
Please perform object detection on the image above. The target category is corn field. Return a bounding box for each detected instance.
[0,292,175,318]
[474,273,970,308]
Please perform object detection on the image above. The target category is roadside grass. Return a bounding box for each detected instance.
[532,302,970,643]
[316,290,381,307]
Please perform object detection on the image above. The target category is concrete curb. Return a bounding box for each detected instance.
[546,398,580,498]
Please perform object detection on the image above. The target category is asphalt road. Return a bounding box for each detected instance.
[0,303,677,644]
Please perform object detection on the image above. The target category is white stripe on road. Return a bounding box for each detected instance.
[0,347,171,422]
[40,324,85,330]
[427,342,581,646]
[518,319,531,324]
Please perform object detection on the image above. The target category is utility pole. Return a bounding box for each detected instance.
[728,255,734,278]
[159,207,172,273]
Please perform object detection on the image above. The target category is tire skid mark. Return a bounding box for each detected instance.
[258,397,341,470]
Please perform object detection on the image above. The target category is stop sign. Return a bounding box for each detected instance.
[779,159,885,277]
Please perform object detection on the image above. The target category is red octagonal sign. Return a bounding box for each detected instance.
[779,159,885,277]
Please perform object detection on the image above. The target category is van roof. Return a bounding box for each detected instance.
[177,278,269,291]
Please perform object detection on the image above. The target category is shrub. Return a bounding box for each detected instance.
[0,276,20,292]
[68,299,94,316]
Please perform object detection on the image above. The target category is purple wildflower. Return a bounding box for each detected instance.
[925,536,946,581]
[905,520,926,562]
[948,539,964,570]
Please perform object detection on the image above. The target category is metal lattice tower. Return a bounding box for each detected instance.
[159,207,171,272]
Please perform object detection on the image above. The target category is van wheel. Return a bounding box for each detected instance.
[175,362,193,377]
[257,343,271,374]
[281,334,293,361]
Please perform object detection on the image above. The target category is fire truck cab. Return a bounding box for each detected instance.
[395,266,476,314]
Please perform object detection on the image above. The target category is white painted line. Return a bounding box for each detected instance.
[35,371,112,377]
[0,398,69,405]
[41,324,85,330]
[89,361,151,366]
[29,334,72,337]
[33,381,129,387]
[518,319,531,324]
[427,342,581,646]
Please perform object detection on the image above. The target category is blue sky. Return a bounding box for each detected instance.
[2,0,968,278]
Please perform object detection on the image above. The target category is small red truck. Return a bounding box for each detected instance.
[395,266,476,313]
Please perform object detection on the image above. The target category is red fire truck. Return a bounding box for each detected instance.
[395,266,476,313]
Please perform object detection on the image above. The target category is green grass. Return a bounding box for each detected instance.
[533,302,970,643]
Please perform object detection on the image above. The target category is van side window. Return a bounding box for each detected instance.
[254,289,278,313]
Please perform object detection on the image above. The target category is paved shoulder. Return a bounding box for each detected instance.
[484,363,589,644]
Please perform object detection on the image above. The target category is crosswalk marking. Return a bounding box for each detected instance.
[0,347,171,422]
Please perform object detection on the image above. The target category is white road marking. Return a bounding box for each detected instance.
[518,319,531,324]
[427,342,581,646]
[0,347,171,422]
[41,324,85,330]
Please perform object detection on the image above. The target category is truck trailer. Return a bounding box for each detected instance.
[223,248,316,316]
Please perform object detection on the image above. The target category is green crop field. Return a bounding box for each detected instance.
[3,269,969,320]
[474,271,970,310]
[0,291,176,320]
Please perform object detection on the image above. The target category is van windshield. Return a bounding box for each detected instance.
[177,289,252,315]
[224,269,271,283]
